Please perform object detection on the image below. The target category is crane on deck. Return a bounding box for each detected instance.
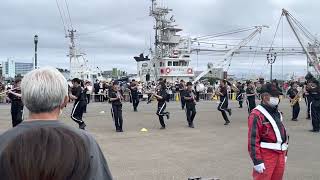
[282,9,320,75]
[192,25,268,83]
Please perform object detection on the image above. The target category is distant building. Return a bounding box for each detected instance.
[15,62,34,76]
[102,69,127,79]
[2,58,33,78]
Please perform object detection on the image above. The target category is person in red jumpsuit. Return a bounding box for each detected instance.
[248,83,288,180]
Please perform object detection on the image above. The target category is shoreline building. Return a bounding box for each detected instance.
[2,58,33,78]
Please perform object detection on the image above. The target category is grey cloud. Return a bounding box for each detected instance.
[0,0,318,77]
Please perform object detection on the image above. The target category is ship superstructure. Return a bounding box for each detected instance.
[135,0,194,83]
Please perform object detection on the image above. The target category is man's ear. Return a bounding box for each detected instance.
[60,96,69,109]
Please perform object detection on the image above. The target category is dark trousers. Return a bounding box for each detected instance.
[111,104,123,131]
[247,99,256,114]
[310,100,320,131]
[186,104,196,125]
[292,102,300,120]
[11,101,23,127]
[86,94,91,104]
[94,92,100,102]
[71,101,86,126]
[132,97,139,111]
[195,92,200,102]
[157,102,167,127]
[180,95,186,110]
[237,94,243,108]
[83,94,90,113]
[217,97,230,123]
[305,96,312,118]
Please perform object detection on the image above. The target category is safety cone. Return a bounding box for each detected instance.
[140,128,148,132]
[232,93,236,100]
[176,93,180,102]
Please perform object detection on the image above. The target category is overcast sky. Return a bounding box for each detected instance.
[0,0,318,79]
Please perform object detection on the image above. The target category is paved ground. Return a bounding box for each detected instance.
[0,99,319,180]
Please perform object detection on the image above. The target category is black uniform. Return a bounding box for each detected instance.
[287,88,300,120]
[109,89,124,132]
[183,90,197,127]
[217,86,232,124]
[179,83,186,110]
[71,86,86,129]
[310,86,320,132]
[83,86,89,113]
[94,82,100,102]
[194,84,200,102]
[246,87,256,114]
[129,83,139,112]
[156,89,169,128]
[237,85,245,108]
[305,83,313,119]
[8,89,23,127]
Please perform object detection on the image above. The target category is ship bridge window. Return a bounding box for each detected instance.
[160,62,164,67]
[179,61,188,66]
[173,61,179,66]
[168,61,172,66]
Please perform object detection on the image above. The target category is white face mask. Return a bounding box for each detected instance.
[268,97,280,107]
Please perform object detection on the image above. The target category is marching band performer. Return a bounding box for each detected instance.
[183,82,197,128]
[246,80,257,114]
[194,81,200,102]
[287,82,300,121]
[7,78,23,127]
[129,79,139,112]
[248,83,289,180]
[216,80,232,125]
[109,81,124,132]
[236,82,245,108]
[304,72,315,120]
[154,82,170,129]
[179,80,186,110]
[305,73,320,133]
[69,78,87,130]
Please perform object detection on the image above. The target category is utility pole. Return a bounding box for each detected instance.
[34,35,38,69]
[267,52,277,81]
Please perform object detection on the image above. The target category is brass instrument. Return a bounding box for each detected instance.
[147,88,160,104]
[116,91,123,102]
[290,89,303,107]
[213,86,221,97]
[231,83,239,92]
[0,87,20,96]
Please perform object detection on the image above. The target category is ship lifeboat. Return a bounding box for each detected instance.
[166,68,171,74]
[187,68,193,74]
[160,69,165,74]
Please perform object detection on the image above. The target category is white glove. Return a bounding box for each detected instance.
[254,163,266,174]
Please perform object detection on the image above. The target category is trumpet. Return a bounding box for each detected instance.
[213,86,221,97]
[147,89,159,104]
[117,91,124,102]
[0,87,20,95]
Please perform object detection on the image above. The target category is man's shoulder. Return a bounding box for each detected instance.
[249,107,265,119]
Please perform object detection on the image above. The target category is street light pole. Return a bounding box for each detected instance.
[267,52,277,81]
[34,35,38,69]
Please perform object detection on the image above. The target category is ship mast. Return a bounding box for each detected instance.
[66,29,86,79]
[149,0,173,80]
